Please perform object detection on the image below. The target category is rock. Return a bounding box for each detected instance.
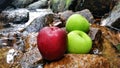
[0,32,37,51]
[27,0,48,9]
[0,32,43,68]
[0,0,13,12]
[101,1,120,31]
[0,32,25,52]
[24,9,53,33]
[59,10,73,23]
[90,24,120,68]
[69,0,116,18]
[59,9,95,24]
[75,9,95,23]
[24,32,38,51]
[0,9,53,33]
[0,47,23,68]
[44,54,110,68]
[0,9,29,24]
[88,27,103,54]
[11,0,34,8]
[0,31,39,52]
[20,47,43,68]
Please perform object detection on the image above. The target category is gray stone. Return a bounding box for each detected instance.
[24,9,53,33]
[101,2,120,31]
[0,9,53,33]
[11,0,34,8]
[27,0,48,9]
[0,9,29,24]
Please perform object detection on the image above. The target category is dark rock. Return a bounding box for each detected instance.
[75,9,95,23]
[90,24,120,68]
[59,10,74,23]
[0,9,29,24]
[44,9,94,28]
[69,0,116,18]
[59,9,94,24]
[11,0,35,8]
[101,2,120,31]
[27,0,48,10]
[0,0,13,12]
[88,27,103,54]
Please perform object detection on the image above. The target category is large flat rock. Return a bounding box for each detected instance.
[44,54,110,68]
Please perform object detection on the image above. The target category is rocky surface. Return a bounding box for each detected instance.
[0,0,120,68]
[50,0,116,18]
[101,1,120,31]
[44,54,110,68]
[0,47,23,68]
[43,24,120,68]
[59,9,95,24]
[0,32,43,68]
[0,9,53,33]
[90,24,120,68]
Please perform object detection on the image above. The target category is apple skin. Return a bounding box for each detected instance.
[67,30,92,54]
[37,26,67,61]
[65,14,90,32]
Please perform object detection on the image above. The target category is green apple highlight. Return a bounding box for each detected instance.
[67,30,92,54]
[65,14,90,32]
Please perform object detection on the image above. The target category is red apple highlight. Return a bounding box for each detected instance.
[37,26,67,61]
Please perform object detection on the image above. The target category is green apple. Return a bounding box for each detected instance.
[67,30,92,54]
[65,14,90,32]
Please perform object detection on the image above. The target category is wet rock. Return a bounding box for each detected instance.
[0,32,25,52]
[88,27,103,54]
[50,0,116,17]
[75,9,95,23]
[0,47,23,68]
[69,0,116,18]
[44,54,110,68]
[11,0,34,8]
[20,47,43,68]
[24,9,53,33]
[0,32,43,68]
[59,9,94,24]
[0,0,13,12]
[0,9,29,24]
[24,32,38,51]
[101,2,120,31]
[0,9,53,33]
[0,31,38,52]
[27,0,48,10]
[58,10,73,24]
[44,9,94,28]
[90,24,120,68]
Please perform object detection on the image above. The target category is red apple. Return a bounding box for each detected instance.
[37,26,67,61]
